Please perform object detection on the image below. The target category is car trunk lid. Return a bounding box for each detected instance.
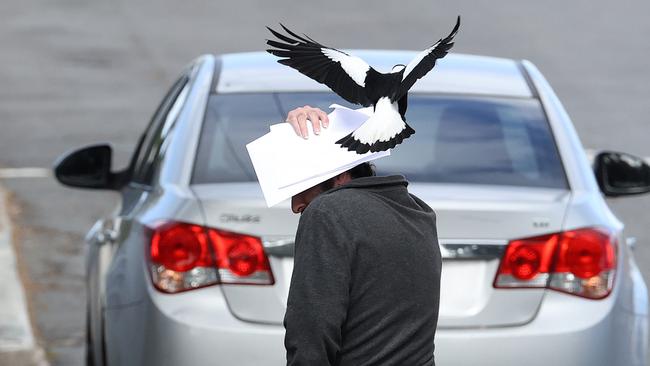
[193,182,570,328]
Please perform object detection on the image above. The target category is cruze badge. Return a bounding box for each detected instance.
[219,214,261,223]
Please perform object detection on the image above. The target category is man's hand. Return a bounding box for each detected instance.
[286,105,329,139]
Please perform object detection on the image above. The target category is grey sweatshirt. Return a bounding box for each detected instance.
[284,175,441,366]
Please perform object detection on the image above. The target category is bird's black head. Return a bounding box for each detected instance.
[391,64,406,73]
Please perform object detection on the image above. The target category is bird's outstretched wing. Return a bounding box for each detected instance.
[266,25,374,106]
[396,16,461,100]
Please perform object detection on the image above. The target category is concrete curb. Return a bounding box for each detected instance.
[0,348,49,366]
[0,184,50,365]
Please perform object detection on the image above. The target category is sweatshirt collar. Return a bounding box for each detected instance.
[326,175,408,194]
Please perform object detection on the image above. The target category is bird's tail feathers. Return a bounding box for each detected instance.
[336,115,415,154]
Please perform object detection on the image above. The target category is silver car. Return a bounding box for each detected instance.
[54,51,650,366]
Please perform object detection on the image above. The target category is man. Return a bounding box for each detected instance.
[283,106,442,366]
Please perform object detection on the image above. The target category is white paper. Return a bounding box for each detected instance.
[247,105,389,207]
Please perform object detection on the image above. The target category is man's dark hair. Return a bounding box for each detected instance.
[348,162,376,179]
[319,162,376,191]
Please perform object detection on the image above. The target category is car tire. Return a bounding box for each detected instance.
[86,307,95,366]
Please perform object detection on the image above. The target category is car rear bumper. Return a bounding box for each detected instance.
[436,291,647,366]
[110,285,646,366]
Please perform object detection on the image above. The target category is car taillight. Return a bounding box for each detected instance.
[148,221,274,293]
[494,227,617,299]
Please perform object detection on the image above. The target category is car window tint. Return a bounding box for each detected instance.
[192,92,567,189]
[145,81,191,182]
[374,96,567,188]
[192,93,354,184]
[131,74,189,185]
[193,94,282,183]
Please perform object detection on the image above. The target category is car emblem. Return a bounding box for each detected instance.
[532,217,550,228]
[219,214,261,223]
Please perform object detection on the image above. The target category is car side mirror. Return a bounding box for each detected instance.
[594,151,650,197]
[54,144,126,190]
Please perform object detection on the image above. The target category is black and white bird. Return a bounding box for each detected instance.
[266,16,460,154]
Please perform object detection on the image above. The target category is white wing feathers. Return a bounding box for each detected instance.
[402,41,441,81]
[266,24,374,106]
[321,48,370,87]
[395,16,460,99]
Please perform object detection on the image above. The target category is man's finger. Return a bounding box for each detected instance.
[296,112,309,139]
[307,112,321,135]
[317,109,329,128]
[286,112,301,136]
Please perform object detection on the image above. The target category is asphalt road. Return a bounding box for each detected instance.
[1,0,649,365]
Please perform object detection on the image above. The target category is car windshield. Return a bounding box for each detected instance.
[192,92,567,189]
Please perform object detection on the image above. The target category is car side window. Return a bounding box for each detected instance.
[130,74,190,186]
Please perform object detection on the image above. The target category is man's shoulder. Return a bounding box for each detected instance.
[306,188,366,215]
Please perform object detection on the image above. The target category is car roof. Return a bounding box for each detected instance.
[214,50,533,98]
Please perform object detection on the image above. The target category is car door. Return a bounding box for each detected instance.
[86,70,191,366]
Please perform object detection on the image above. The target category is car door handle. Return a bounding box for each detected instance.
[95,228,118,243]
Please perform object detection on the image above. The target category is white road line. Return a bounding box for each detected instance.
[0,186,35,351]
[0,168,51,179]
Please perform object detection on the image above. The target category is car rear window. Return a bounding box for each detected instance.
[192,92,567,189]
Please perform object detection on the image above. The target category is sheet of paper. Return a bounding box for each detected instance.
[247,105,389,207]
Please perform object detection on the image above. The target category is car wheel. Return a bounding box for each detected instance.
[86,307,95,366]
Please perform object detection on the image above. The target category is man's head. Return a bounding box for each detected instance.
[291,162,376,214]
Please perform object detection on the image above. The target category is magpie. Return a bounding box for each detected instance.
[266,16,460,154]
